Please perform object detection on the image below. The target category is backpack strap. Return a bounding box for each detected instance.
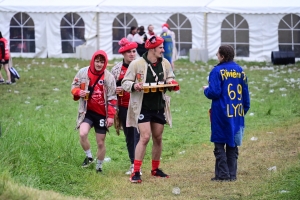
[88,72,104,98]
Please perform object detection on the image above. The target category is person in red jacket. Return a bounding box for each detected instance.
[0,31,12,84]
[71,50,117,173]
[111,38,140,175]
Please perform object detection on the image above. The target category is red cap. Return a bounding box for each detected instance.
[145,36,164,49]
[118,38,138,53]
[162,23,169,29]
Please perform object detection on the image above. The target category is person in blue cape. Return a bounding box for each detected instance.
[203,45,250,182]
[161,26,173,66]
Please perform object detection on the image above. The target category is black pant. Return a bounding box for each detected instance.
[137,43,147,57]
[118,106,140,164]
[213,143,239,179]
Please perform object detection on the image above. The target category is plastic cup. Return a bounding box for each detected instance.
[84,91,90,100]
[150,82,157,92]
[151,87,157,92]
[118,90,123,96]
[158,81,164,92]
[117,87,123,96]
[143,83,150,93]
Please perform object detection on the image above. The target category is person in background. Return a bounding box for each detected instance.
[127,26,137,42]
[133,26,147,57]
[161,26,173,67]
[0,31,12,84]
[161,23,178,70]
[146,24,155,39]
[122,35,180,183]
[111,38,140,175]
[203,45,250,182]
[71,50,117,173]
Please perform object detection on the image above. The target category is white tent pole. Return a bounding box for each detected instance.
[204,12,207,49]
[97,12,99,50]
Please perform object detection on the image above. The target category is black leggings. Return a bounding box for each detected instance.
[118,106,140,164]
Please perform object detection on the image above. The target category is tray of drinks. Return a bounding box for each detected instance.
[142,83,178,93]
[142,83,178,89]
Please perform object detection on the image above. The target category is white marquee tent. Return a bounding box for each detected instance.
[205,0,300,61]
[0,0,299,61]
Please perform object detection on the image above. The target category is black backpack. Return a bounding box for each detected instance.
[9,67,20,83]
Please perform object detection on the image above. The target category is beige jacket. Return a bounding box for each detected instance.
[121,57,175,130]
[71,67,117,130]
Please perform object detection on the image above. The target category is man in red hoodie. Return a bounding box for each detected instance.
[71,50,117,173]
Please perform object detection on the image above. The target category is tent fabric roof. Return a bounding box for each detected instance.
[97,0,212,13]
[0,0,211,13]
[1,0,299,14]
[0,0,104,13]
[205,0,300,14]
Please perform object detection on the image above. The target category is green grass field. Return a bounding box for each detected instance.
[0,58,299,200]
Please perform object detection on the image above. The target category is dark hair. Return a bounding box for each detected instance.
[0,31,2,38]
[130,26,136,34]
[139,26,145,33]
[218,45,235,62]
[94,54,105,61]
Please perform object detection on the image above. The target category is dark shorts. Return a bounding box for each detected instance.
[0,60,9,65]
[138,109,166,125]
[83,110,107,134]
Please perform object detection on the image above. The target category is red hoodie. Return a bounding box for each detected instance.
[0,37,10,60]
[73,50,116,118]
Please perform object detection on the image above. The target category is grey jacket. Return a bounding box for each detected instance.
[71,66,117,129]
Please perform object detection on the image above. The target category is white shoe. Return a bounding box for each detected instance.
[125,164,143,175]
[125,164,134,175]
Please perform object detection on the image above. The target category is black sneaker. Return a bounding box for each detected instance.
[82,157,94,167]
[151,168,169,178]
[96,168,102,173]
[0,79,4,84]
[211,177,230,182]
[130,171,142,183]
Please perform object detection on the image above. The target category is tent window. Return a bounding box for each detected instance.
[60,13,86,54]
[9,12,35,53]
[167,13,192,56]
[221,14,249,57]
[278,14,300,58]
[112,13,138,54]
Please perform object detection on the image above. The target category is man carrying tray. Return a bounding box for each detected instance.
[122,35,180,183]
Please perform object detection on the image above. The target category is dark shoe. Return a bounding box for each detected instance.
[6,81,12,85]
[82,157,94,167]
[230,178,237,182]
[211,177,230,182]
[151,168,169,178]
[96,168,102,173]
[130,171,142,183]
[0,79,4,84]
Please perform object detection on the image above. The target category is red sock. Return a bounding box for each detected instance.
[152,160,160,171]
[133,160,142,173]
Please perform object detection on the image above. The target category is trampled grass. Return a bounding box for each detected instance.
[0,58,299,199]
